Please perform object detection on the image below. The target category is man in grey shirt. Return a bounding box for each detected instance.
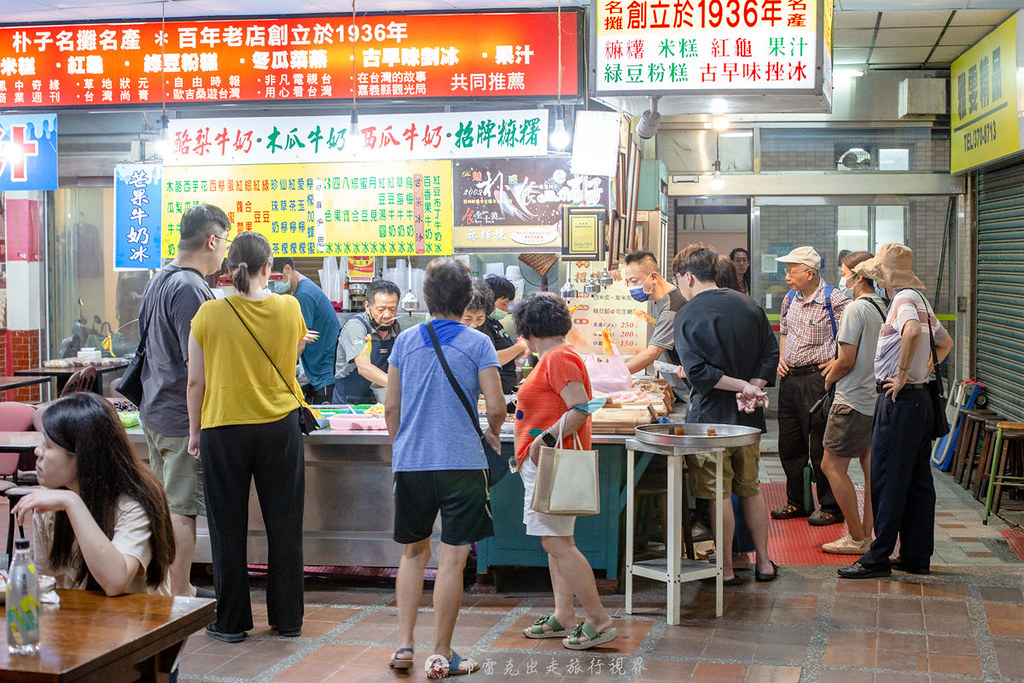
[137,203,230,597]
[622,250,686,401]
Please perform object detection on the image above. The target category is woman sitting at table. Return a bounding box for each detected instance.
[12,392,175,596]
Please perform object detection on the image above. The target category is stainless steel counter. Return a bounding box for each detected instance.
[125,427,633,568]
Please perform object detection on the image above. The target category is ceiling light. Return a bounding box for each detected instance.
[153,113,171,158]
[550,109,570,150]
[636,96,661,140]
[709,160,724,192]
[347,110,363,150]
[711,116,730,132]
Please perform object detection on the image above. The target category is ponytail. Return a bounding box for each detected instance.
[225,232,272,294]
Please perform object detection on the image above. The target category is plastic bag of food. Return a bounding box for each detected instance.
[585,347,633,393]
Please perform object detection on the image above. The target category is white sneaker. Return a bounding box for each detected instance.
[822,534,871,555]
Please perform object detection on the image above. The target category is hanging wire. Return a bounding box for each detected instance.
[351,0,358,123]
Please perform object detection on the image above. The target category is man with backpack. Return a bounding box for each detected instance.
[772,246,851,527]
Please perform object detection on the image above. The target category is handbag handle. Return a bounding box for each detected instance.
[223,298,306,412]
[424,320,486,440]
[552,414,583,451]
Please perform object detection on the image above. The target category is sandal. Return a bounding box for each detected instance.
[562,621,619,650]
[424,650,480,679]
[523,614,568,639]
[389,647,414,670]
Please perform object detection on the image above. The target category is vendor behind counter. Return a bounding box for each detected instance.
[333,280,401,404]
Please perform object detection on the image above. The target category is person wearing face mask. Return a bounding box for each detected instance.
[621,250,687,401]
[818,251,886,555]
[482,274,528,393]
[334,279,402,405]
[272,257,342,405]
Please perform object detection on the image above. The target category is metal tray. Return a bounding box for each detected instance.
[634,423,761,449]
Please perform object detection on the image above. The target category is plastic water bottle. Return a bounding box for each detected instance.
[7,539,40,655]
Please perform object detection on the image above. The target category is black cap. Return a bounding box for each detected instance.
[14,539,29,551]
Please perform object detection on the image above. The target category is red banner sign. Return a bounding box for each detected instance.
[0,11,579,109]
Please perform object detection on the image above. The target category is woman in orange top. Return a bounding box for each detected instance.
[513,292,618,650]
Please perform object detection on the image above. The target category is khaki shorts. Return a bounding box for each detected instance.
[143,425,205,517]
[687,443,760,500]
[823,402,874,459]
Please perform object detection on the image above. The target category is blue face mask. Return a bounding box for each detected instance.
[629,273,653,302]
[838,276,854,300]
[268,280,291,294]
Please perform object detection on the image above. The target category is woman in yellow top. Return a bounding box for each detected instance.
[187,231,309,643]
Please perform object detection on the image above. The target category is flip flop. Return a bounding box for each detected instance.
[424,650,480,679]
[562,621,619,650]
[523,614,568,639]
[389,647,414,670]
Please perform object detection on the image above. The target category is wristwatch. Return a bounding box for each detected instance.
[540,431,557,447]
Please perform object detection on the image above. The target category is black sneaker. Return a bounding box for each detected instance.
[206,624,245,643]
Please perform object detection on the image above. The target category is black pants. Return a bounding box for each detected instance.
[302,383,334,405]
[777,370,838,513]
[859,388,935,570]
[201,411,305,633]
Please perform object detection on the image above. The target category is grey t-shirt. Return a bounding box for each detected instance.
[138,265,213,436]
[834,294,887,416]
[648,287,687,399]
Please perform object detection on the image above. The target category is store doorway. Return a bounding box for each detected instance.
[673,197,751,289]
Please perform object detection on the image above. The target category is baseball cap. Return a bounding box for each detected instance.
[775,246,822,272]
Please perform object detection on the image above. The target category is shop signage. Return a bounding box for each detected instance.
[950,11,1023,174]
[452,157,609,250]
[114,163,162,269]
[0,11,579,109]
[593,0,824,94]
[161,161,453,258]
[565,261,646,356]
[164,110,548,166]
[0,114,57,191]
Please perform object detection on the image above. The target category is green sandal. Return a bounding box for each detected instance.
[562,621,619,650]
[523,614,568,639]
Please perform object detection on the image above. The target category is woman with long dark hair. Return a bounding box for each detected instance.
[187,231,309,642]
[729,247,751,294]
[13,393,175,595]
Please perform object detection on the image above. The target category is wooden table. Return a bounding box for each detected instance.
[0,590,215,682]
[0,376,50,393]
[14,361,129,396]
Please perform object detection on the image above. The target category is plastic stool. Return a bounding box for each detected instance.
[983,422,1024,524]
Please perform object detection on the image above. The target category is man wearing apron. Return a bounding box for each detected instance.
[334,280,402,404]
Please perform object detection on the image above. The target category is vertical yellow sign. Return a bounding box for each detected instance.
[950,12,1022,173]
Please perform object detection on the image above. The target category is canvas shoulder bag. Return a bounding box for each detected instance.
[530,416,600,516]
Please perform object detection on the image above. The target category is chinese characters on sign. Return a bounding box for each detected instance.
[950,11,1022,174]
[114,164,162,269]
[566,261,646,356]
[164,111,548,165]
[0,114,57,191]
[0,12,579,108]
[161,161,453,258]
[595,0,821,93]
[452,158,608,250]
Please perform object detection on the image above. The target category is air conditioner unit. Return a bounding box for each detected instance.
[898,78,947,119]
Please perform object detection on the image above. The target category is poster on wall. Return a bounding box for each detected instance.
[0,114,58,191]
[114,163,162,269]
[162,161,453,257]
[452,157,608,250]
[564,260,646,356]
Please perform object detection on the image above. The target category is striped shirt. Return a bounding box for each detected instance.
[779,279,851,367]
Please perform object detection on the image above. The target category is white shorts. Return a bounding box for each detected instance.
[520,457,576,538]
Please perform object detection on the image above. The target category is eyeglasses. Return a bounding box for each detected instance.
[213,233,232,244]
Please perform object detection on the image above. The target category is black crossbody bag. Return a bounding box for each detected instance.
[224,298,320,435]
[424,321,507,486]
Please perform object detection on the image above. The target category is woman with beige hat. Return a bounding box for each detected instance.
[837,243,954,580]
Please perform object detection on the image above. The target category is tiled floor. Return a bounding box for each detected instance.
[166,460,1024,683]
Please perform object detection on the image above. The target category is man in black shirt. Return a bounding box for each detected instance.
[672,244,780,584]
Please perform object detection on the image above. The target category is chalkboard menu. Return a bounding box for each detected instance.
[452,158,609,251]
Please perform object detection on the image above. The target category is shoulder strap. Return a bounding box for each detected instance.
[823,285,837,340]
[864,297,886,321]
[223,298,304,410]
[895,289,945,392]
[425,321,484,438]
[781,289,796,317]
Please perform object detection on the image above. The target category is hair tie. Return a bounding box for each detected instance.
[237,261,248,271]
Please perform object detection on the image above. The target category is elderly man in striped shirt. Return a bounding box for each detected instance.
[772,246,851,527]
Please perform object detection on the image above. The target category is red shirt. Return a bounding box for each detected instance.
[514,344,592,465]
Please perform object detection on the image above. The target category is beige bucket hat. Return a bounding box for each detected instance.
[853,242,925,289]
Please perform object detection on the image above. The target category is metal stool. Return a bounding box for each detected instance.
[972,419,1005,500]
[952,409,997,487]
[983,422,1024,523]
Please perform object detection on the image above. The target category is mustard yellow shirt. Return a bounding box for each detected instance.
[192,294,307,429]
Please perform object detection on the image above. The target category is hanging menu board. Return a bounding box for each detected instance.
[565,261,647,356]
[161,161,453,257]
[452,157,609,250]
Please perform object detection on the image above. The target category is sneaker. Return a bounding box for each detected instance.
[822,534,871,555]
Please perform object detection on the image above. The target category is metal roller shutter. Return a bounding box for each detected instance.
[976,162,1024,420]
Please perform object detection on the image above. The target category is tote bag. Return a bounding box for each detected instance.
[530,425,599,516]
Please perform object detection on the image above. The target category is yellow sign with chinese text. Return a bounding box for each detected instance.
[951,12,1022,173]
[162,161,453,257]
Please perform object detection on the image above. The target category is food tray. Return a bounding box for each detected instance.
[634,423,761,449]
[328,414,387,431]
